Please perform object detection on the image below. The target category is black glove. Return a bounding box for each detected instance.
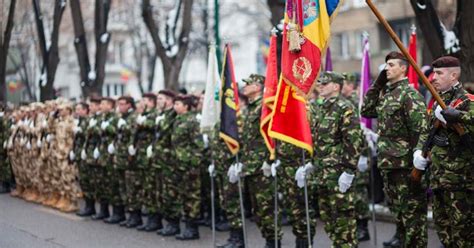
[374,70,388,89]
[441,107,462,123]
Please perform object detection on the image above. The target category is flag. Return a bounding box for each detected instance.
[269,78,313,154]
[325,47,332,71]
[200,45,221,132]
[281,0,342,98]
[260,34,278,159]
[360,36,372,129]
[219,44,240,155]
[407,27,419,90]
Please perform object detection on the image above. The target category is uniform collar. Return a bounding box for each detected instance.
[386,77,408,91]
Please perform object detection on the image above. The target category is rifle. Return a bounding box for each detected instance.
[366,0,469,183]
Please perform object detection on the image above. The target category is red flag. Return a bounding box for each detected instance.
[268,78,313,154]
[260,34,278,159]
[408,28,419,90]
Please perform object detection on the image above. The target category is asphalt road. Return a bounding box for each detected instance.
[0,194,441,248]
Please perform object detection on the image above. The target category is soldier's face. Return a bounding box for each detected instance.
[157,94,166,110]
[319,82,339,98]
[173,101,188,114]
[432,67,460,92]
[75,105,88,117]
[100,101,113,113]
[143,97,156,110]
[342,81,355,97]
[385,59,406,81]
[89,103,100,114]
[117,100,131,114]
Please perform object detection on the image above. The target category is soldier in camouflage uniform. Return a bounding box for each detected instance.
[103,96,134,224]
[361,51,428,248]
[342,72,371,241]
[168,95,204,240]
[240,74,279,248]
[311,71,363,248]
[72,102,95,217]
[413,56,474,248]
[0,103,12,193]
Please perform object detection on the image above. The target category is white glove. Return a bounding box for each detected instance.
[73,126,82,134]
[202,134,209,149]
[208,163,216,177]
[0,112,3,117]
[338,172,355,193]
[434,105,447,124]
[227,163,243,184]
[2,141,6,149]
[89,118,97,128]
[73,119,80,127]
[81,149,87,160]
[413,150,429,170]
[304,162,314,174]
[26,141,31,150]
[37,139,42,148]
[196,113,202,121]
[100,121,110,130]
[295,166,306,188]
[271,160,281,177]
[155,115,165,125]
[93,147,100,159]
[7,139,13,149]
[146,145,153,158]
[136,115,146,125]
[261,161,272,177]
[69,150,75,161]
[357,156,368,172]
[46,134,52,143]
[41,120,48,128]
[107,142,115,154]
[117,118,127,128]
[128,145,136,156]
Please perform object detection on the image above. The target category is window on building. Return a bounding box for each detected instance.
[354,31,366,58]
[102,83,125,97]
[332,33,350,60]
[379,19,412,51]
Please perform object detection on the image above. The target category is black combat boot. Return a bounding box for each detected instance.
[159,219,180,236]
[216,214,231,232]
[217,228,245,248]
[357,219,370,241]
[383,231,401,247]
[263,239,281,248]
[175,221,199,240]
[126,210,143,228]
[76,198,96,217]
[144,213,163,232]
[295,238,309,248]
[119,213,130,227]
[104,205,126,224]
[91,201,110,220]
[0,182,11,193]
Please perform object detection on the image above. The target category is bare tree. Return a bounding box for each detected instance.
[142,0,194,90]
[0,0,17,103]
[455,0,474,85]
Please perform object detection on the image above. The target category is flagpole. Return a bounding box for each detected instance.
[235,154,248,248]
[302,149,312,248]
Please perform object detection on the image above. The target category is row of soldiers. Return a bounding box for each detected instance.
[1,52,471,248]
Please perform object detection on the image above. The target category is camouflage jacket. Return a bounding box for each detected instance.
[241,96,268,176]
[98,111,119,166]
[361,78,427,170]
[171,111,204,171]
[84,113,103,165]
[134,108,158,167]
[0,113,7,157]
[113,110,135,170]
[152,108,177,169]
[210,122,234,174]
[53,116,75,161]
[72,117,88,164]
[416,83,474,190]
[311,94,363,185]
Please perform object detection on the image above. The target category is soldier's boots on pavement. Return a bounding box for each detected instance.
[215,219,231,232]
[119,212,130,227]
[295,238,311,248]
[159,219,180,236]
[175,221,200,240]
[263,239,281,248]
[104,205,126,224]
[0,182,11,193]
[77,198,96,217]
[92,201,110,220]
[10,185,24,197]
[45,192,60,207]
[60,198,78,213]
[55,195,69,210]
[383,232,401,247]
[357,219,370,241]
[217,228,245,248]
[137,213,163,232]
[125,210,142,228]
[25,188,39,202]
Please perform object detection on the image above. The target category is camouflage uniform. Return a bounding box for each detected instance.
[0,112,12,186]
[241,96,279,241]
[416,83,474,247]
[98,111,118,203]
[84,113,103,202]
[170,111,204,221]
[73,117,92,199]
[312,94,363,248]
[361,78,428,247]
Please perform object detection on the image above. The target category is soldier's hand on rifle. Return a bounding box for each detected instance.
[89,118,97,128]
[128,145,136,156]
[73,126,82,134]
[117,118,127,128]
[374,69,388,89]
[81,149,87,160]
[413,150,429,170]
[107,143,115,154]
[338,172,355,193]
[261,161,272,177]
[69,150,75,161]
[93,147,100,159]
[136,115,146,125]
[434,106,447,124]
[441,107,462,123]
[357,156,368,172]
[146,145,153,158]
[101,121,110,130]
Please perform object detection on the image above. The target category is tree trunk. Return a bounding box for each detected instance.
[0,0,17,103]
[456,0,474,86]
[146,53,157,92]
[92,0,111,97]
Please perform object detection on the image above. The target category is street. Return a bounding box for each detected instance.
[0,194,441,248]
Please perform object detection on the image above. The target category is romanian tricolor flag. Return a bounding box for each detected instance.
[407,27,419,90]
[260,34,278,159]
[281,0,342,98]
[219,44,240,155]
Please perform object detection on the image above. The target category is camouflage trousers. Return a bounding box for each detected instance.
[9,148,24,187]
[124,169,143,212]
[142,166,163,214]
[280,164,316,240]
[354,170,370,220]
[382,169,427,248]
[216,172,243,229]
[90,165,108,202]
[433,189,473,248]
[105,166,126,206]
[58,160,80,201]
[246,173,280,240]
[181,167,201,220]
[78,163,95,199]
[318,184,358,248]
[161,166,182,222]
[0,154,11,182]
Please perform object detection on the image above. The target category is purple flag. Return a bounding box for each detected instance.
[325,47,332,71]
[360,37,372,129]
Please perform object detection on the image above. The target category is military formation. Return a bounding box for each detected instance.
[0,52,472,248]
